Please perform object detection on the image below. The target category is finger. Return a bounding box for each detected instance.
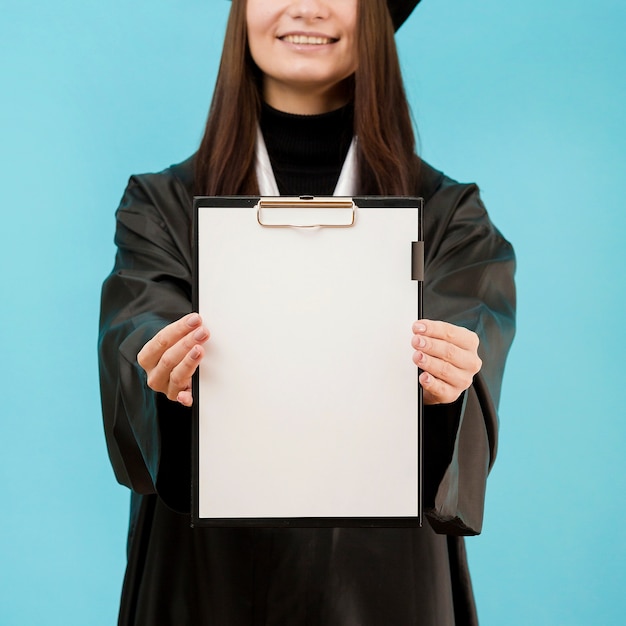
[138,313,204,372]
[412,333,481,374]
[148,329,207,396]
[419,371,462,406]
[177,389,194,407]
[413,349,472,391]
[165,344,205,401]
[412,319,479,352]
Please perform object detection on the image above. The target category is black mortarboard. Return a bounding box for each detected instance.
[387,0,421,30]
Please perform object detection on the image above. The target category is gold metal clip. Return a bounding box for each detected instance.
[256,196,356,228]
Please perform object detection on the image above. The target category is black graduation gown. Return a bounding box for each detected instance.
[98,156,516,626]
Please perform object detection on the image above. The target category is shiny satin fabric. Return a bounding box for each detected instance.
[99,156,516,625]
[121,495,458,625]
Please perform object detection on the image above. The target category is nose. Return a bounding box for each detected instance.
[286,0,331,22]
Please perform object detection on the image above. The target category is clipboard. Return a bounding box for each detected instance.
[192,196,424,527]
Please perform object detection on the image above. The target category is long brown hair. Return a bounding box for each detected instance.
[194,0,418,196]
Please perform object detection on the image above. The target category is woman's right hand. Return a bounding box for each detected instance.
[137,313,210,407]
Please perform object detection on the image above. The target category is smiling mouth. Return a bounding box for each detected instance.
[280,35,338,45]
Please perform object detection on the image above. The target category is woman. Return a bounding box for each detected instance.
[99,0,516,624]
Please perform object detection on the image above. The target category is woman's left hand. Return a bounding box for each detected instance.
[411,319,482,406]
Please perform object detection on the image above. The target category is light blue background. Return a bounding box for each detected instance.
[1,0,624,624]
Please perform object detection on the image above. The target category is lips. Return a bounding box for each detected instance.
[280,34,338,45]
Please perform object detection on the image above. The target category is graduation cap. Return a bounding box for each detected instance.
[387,0,422,30]
[230,1,422,31]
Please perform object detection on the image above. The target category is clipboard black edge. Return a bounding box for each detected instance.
[190,516,425,529]
[191,195,424,529]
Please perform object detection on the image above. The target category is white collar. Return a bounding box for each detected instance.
[255,127,359,197]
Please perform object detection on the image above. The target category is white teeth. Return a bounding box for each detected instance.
[282,35,333,45]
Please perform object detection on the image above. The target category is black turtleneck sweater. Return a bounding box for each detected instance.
[259,102,354,196]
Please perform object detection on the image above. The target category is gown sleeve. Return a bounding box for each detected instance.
[98,164,195,513]
[420,174,516,536]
